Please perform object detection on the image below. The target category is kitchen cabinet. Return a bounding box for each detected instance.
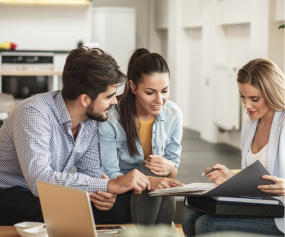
[92,7,135,74]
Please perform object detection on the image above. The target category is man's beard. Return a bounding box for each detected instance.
[86,111,107,122]
[86,106,108,122]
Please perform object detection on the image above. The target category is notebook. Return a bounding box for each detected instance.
[37,181,121,237]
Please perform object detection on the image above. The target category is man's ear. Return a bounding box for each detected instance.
[79,94,91,108]
[129,80,136,94]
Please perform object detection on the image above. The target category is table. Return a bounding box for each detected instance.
[0,224,184,237]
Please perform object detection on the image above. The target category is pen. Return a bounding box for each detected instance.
[201,168,219,176]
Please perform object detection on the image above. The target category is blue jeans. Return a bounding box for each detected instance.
[183,207,284,236]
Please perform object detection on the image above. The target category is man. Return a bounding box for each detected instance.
[0,47,150,225]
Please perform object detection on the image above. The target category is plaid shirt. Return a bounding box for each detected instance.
[0,91,108,196]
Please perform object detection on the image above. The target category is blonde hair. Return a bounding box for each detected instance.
[237,58,285,111]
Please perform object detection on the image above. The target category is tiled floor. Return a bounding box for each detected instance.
[174,128,241,224]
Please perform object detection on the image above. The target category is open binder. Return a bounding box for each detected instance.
[149,160,276,197]
[149,161,284,217]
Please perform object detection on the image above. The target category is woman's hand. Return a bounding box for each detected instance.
[205,163,233,185]
[145,155,176,177]
[148,176,183,191]
[258,175,285,196]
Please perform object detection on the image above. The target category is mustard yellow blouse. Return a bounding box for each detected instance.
[137,117,155,159]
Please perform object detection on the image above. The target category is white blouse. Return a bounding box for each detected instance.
[246,144,268,169]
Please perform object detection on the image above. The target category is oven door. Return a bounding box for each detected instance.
[2,76,51,99]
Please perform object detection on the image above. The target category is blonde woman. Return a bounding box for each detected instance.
[183,58,285,236]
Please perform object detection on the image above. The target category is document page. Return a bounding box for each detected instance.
[149,183,216,196]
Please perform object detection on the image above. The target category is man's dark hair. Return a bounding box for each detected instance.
[62,47,125,100]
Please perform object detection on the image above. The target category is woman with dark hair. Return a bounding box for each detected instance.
[183,58,285,236]
[98,48,183,225]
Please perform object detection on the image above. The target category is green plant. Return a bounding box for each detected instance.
[279,24,285,29]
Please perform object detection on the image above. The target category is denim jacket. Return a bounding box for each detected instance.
[98,100,183,179]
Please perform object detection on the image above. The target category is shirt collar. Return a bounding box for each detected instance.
[156,106,166,121]
[54,91,72,125]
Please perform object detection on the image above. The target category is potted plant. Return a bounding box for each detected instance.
[279,24,285,29]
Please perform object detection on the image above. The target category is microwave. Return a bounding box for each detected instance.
[2,76,50,99]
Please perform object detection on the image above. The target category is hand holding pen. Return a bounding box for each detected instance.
[202,163,233,185]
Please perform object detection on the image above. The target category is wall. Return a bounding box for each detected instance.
[0,5,92,50]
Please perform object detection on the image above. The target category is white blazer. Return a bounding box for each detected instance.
[241,110,285,233]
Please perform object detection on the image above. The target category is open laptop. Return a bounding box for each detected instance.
[37,181,121,237]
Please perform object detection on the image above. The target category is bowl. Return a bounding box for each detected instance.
[20,225,48,237]
[14,222,46,237]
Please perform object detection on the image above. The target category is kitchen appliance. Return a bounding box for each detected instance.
[0,52,54,99]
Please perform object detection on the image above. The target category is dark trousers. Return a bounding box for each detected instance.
[0,186,130,225]
[130,164,176,225]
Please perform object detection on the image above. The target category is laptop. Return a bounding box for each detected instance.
[37,181,120,237]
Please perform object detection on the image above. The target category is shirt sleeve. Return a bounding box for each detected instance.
[163,108,183,168]
[13,107,109,196]
[98,120,124,179]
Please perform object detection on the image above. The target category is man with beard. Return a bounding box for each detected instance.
[0,47,150,225]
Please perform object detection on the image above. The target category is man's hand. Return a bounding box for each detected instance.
[145,155,177,177]
[89,173,115,211]
[258,175,285,196]
[107,169,150,194]
[148,176,183,191]
[89,191,116,211]
[205,163,232,185]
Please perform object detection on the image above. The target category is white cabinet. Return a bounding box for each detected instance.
[92,7,136,74]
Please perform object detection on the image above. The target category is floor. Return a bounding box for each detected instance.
[173,128,241,224]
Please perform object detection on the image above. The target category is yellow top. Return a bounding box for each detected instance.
[231,169,241,175]
[137,117,155,160]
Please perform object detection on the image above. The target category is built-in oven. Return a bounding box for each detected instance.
[0,52,54,99]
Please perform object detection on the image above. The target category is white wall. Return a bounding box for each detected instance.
[0,5,92,50]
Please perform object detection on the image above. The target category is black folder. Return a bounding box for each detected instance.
[185,196,284,217]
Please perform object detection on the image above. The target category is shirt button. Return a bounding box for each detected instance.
[152,146,155,149]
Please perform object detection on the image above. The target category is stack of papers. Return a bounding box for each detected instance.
[149,183,216,196]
